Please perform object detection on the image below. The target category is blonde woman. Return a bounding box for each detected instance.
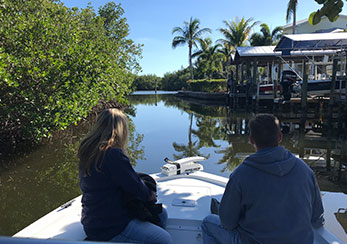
[78,108,171,243]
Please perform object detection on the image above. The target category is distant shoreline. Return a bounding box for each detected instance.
[130,90,178,95]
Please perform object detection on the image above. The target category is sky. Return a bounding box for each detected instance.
[61,0,347,77]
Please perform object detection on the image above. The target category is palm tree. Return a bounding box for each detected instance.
[192,37,213,59]
[172,17,211,81]
[250,23,283,46]
[193,39,223,79]
[192,38,212,79]
[218,17,259,49]
[218,42,233,79]
[218,17,258,85]
[286,0,298,34]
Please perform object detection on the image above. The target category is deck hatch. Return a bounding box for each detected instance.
[172,199,197,207]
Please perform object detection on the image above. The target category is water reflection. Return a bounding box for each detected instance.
[129,93,346,193]
[1,92,346,238]
[0,116,144,236]
[172,113,209,160]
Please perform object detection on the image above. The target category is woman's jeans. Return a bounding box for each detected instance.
[201,214,241,244]
[110,208,171,244]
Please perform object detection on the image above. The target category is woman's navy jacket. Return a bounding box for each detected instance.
[79,148,151,241]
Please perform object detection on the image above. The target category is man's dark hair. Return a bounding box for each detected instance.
[248,114,281,149]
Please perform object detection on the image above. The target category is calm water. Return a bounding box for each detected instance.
[0,92,346,237]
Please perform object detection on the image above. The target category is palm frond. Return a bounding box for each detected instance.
[250,33,264,46]
[172,36,187,48]
[172,26,184,35]
[194,27,212,38]
[286,0,297,22]
[192,50,203,59]
[272,26,283,43]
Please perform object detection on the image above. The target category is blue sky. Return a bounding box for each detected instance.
[61,0,346,77]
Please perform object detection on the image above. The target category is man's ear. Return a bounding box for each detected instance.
[249,135,255,145]
[278,132,283,144]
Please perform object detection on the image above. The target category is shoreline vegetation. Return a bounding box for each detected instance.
[1,0,345,158]
[0,0,141,157]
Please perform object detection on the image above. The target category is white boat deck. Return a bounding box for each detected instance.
[12,171,346,244]
[156,172,226,221]
[154,172,227,244]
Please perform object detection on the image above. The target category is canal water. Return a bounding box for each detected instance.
[0,91,346,238]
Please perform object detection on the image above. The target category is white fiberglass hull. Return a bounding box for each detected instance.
[9,171,345,244]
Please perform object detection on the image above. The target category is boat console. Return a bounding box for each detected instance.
[161,156,205,176]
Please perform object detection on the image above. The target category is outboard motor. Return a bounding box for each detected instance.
[281,70,298,101]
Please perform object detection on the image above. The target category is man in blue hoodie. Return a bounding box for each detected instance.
[201,114,324,244]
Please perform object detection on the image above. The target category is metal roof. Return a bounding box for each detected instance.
[232,46,338,65]
[275,33,347,53]
[235,46,279,57]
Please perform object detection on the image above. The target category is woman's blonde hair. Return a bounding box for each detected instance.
[78,108,129,175]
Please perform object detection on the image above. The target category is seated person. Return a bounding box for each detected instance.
[201,114,324,244]
[78,108,171,244]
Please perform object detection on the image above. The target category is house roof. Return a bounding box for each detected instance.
[283,14,347,29]
[232,43,339,64]
[283,18,310,29]
[274,32,347,52]
[235,46,279,57]
[233,46,280,64]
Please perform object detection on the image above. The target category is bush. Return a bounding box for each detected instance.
[132,74,162,90]
[187,79,226,92]
[162,68,190,91]
[0,1,142,154]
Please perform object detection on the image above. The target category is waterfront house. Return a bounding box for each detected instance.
[283,15,347,34]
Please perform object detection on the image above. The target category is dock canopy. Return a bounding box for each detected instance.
[233,46,280,64]
[275,33,347,55]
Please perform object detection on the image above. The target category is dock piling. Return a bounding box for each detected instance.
[327,58,339,171]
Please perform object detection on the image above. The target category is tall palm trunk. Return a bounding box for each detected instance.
[188,113,193,145]
[292,7,296,34]
[172,18,211,81]
[189,42,194,80]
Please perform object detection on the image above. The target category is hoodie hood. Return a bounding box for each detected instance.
[243,146,297,176]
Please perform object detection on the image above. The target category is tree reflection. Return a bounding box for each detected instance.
[172,113,209,160]
[170,104,253,173]
[191,116,222,148]
[215,113,254,172]
[215,145,242,172]
[0,115,144,236]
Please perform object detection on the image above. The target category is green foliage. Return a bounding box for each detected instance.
[161,67,190,91]
[171,17,212,50]
[193,39,224,79]
[216,17,259,81]
[218,17,259,48]
[250,23,283,46]
[172,17,211,80]
[187,79,226,92]
[132,74,162,91]
[0,0,142,151]
[286,0,298,23]
[217,42,234,79]
[309,0,345,25]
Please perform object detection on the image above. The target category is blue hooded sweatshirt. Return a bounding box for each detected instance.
[219,146,324,244]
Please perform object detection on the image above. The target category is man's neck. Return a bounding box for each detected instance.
[255,145,278,152]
